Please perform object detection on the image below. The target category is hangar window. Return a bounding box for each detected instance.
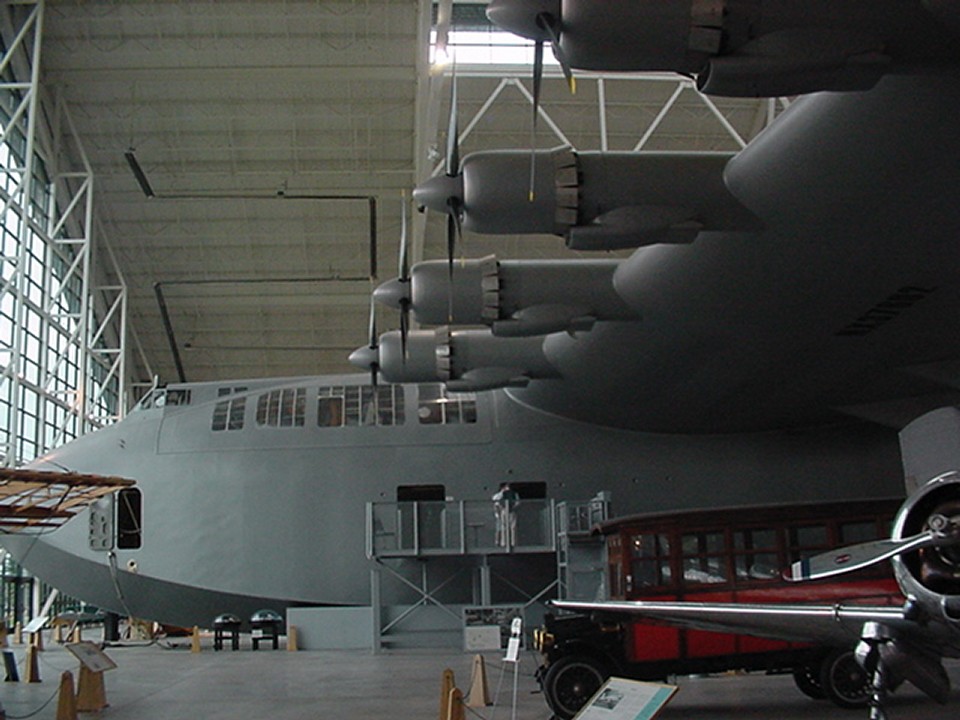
[212,396,246,431]
[116,488,142,550]
[417,385,477,425]
[317,385,404,427]
[256,388,306,427]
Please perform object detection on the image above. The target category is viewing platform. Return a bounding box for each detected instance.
[366,499,557,558]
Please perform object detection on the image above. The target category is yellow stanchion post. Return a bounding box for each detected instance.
[466,654,491,707]
[13,622,22,645]
[75,665,108,712]
[438,668,455,720]
[190,626,201,654]
[30,629,43,651]
[55,670,78,720]
[286,625,298,652]
[24,644,40,683]
[0,623,8,648]
[70,626,81,644]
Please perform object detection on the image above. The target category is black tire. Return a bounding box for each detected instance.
[542,654,609,720]
[793,658,826,700]
[819,648,870,709]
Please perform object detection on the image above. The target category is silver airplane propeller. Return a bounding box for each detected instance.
[788,512,960,582]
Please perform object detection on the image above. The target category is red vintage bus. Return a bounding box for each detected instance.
[534,497,904,718]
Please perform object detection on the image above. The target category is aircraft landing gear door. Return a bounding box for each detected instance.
[89,497,114,551]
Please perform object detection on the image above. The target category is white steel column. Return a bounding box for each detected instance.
[0,0,128,465]
[0,0,44,466]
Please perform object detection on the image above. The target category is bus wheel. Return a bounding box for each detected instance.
[819,648,870,709]
[543,655,608,720]
[792,658,826,700]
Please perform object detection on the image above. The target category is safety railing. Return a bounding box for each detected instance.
[366,499,557,558]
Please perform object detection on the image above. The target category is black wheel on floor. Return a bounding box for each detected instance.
[542,654,609,720]
[793,657,826,700]
[819,648,870,709]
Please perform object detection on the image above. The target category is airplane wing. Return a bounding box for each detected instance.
[552,599,916,647]
[374,74,960,434]
[0,468,135,530]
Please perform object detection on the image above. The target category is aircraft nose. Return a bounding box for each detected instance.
[373,277,409,310]
[412,173,463,215]
[486,0,558,41]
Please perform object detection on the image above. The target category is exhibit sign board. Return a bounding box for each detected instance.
[573,677,677,720]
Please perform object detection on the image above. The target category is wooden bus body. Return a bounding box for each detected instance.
[534,497,904,718]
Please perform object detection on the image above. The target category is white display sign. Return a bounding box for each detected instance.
[573,677,677,720]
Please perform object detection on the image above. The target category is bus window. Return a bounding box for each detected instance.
[733,528,779,581]
[839,520,879,544]
[681,531,729,585]
[629,533,671,592]
[787,524,829,562]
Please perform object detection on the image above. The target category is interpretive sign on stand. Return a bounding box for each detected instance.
[65,642,116,673]
[573,677,677,720]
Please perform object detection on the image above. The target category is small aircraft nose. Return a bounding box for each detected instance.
[348,344,379,371]
[486,0,558,41]
[412,173,463,215]
[373,277,409,310]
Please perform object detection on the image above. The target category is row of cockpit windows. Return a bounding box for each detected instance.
[210,384,476,432]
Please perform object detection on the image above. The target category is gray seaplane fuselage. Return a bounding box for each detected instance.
[3,373,901,628]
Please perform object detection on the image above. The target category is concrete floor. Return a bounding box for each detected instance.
[1,632,958,719]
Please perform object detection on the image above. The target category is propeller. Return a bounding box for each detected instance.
[372,194,413,359]
[444,60,464,282]
[348,297,381,387]
[398,194,411,358]
[528,10,575,202]
[787,513,960,582]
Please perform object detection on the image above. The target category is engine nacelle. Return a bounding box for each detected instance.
[374,328,560,391]
[415,148,760,251]
[374,256,638,335]
[696,29,889,97]
[487,0,955,98]
[892,471,960,610]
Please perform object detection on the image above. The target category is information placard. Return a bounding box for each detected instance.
[66,641,117,673]
[573,677,677,720]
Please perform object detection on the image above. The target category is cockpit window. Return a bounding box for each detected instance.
[165,389,191,406]
[417,384,477,425]
[137,388,191,410]
[317,385,404,427]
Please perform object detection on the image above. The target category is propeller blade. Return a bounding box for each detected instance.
[399,193,409,282]
[538,12,576,94]
[399,302,409,360]
[434,0,452,61]
[529,38,544,202]
[445,61,460,177]
[446,209,457,278]
[366,297,379,387]
[787,530,945,582]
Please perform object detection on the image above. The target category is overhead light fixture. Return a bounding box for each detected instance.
[124,149,155,198]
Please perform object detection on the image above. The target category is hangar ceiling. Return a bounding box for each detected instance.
[38,0,778,393]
